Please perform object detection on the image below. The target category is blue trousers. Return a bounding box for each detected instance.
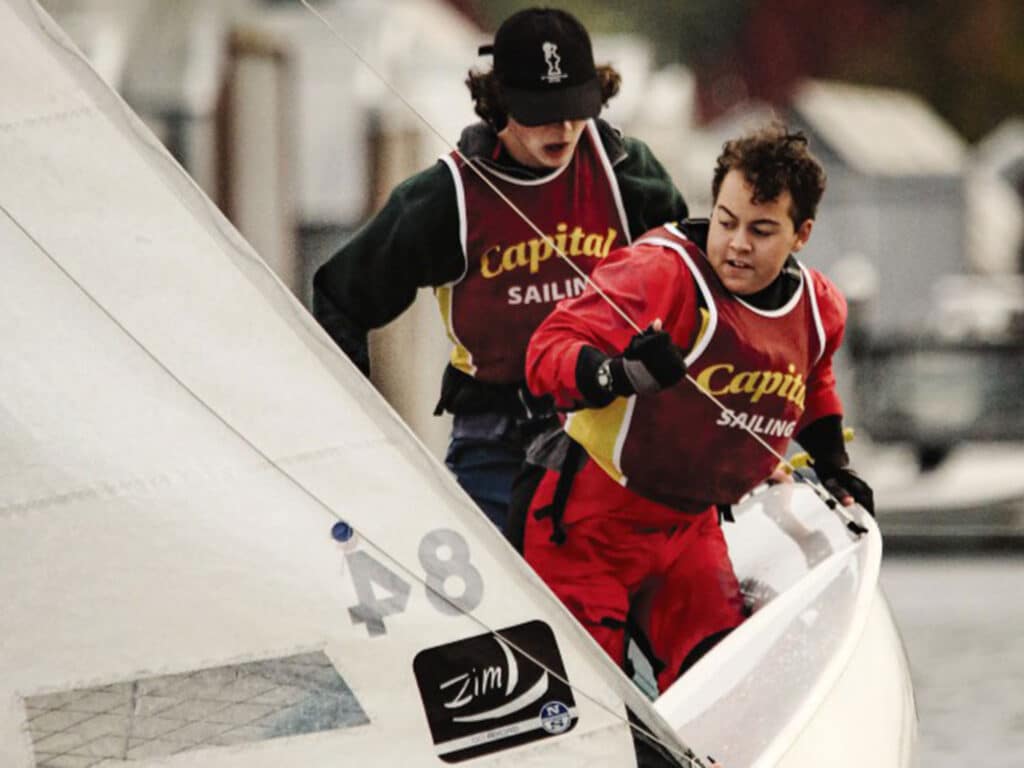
[445,413,526,529]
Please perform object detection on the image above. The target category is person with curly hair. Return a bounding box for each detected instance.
[517,123,874,692]
[313,7,687,528]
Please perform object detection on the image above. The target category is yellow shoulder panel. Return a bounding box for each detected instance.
[565,397,631,484]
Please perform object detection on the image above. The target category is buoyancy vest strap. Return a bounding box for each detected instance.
[533,438,585,545]
[505,461,546,553]
[625,611,667,678]
[433,363,556,421]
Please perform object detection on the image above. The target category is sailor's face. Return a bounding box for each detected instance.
[499,118,587,169]
[706,170,813,295]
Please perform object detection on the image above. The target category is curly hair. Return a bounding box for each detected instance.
[711,123,827,228]
[465,64,621,131]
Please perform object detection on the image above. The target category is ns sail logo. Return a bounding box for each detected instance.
[413,620,578,763]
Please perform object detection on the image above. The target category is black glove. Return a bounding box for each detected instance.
[576,325,686,407]
[796,415,874,516]
[816,464,875,516]
[621,326,688,393]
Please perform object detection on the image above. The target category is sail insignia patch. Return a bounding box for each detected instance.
[413,620,578,762]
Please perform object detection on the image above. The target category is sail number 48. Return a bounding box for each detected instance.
[345,529,483,636]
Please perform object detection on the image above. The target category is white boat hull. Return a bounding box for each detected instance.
[777,587,917,766]
[657,485,918,766]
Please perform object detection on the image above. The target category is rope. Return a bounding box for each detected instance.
[0,202,703,768]
[294,0,866,535]
[296,0,638,331]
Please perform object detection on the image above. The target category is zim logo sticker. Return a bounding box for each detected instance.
[413,620,578,763]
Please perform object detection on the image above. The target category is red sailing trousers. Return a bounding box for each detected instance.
[524,459,745,693]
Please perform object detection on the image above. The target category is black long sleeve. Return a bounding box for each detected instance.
[312,162,464,370]
[612,132,688,238]
[795,414,850,471]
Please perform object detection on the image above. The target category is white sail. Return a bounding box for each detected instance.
[0,2,698,766]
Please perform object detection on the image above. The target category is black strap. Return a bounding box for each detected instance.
[625,611,667,678]
[677,628,733,679]
[504,462,546,553]
[433,363,556,423]
[532,439,584,546]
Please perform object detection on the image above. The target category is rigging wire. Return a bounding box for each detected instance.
[293,0,867,533]
[6,0,871,762]
[0,195,706,768]
[5,6,710,760]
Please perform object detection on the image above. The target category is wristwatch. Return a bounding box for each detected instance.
[596,358,614,393]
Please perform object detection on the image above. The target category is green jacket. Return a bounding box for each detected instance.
[313,119,687,376]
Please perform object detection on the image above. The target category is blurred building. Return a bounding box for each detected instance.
[41,0,482,458]
[967,118,1024,275]
[655,80,969,339]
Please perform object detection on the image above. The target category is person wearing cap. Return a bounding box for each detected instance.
[517,123,874,692]
[313,7,687,528]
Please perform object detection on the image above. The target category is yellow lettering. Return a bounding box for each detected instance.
[582,233,603,257]
[480,245,502,278]
[602,228,617,257]
[787,373,805,407]
[695,363,734,395]
[528,237,555,274]
[698,361,808,408]
[777,363,798,399]
[728,371,760,395]
[568,226,585,256]
[482,225,620,277]
[554,223,568,255]
[750,371,784,403]
[502,242,527,274]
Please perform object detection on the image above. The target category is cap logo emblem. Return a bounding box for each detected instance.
[541,42,568,83]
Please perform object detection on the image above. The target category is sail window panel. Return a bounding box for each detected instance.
[25,652,368,766]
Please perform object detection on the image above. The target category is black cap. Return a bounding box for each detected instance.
[481,8,602,127]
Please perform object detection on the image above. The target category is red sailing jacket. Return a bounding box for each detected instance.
[437,120,629,383]
[526,222,847,510]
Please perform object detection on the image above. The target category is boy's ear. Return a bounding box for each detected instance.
[791,218,814,253]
